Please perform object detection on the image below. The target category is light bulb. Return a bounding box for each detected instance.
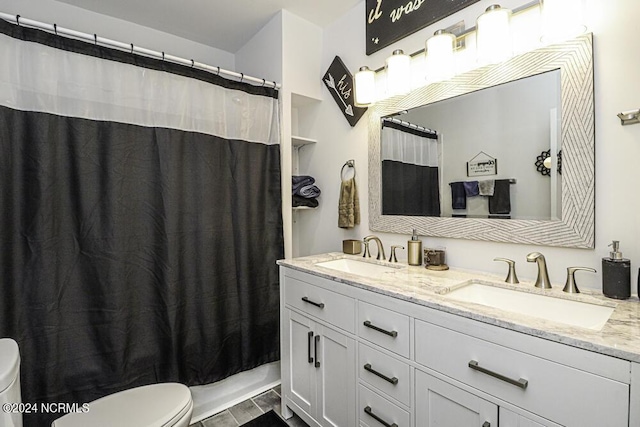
[476,5,512,66]
[354,66,376,106]
[386,49,411,96]
[425,30,457,84]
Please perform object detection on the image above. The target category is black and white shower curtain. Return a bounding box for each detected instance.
[381,120,441,216]
[0,19,283,426]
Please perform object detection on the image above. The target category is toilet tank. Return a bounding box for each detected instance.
[0,338,22,427]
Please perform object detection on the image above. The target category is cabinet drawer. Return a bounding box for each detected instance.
[415,320,629,427]
[358,343,410,406]
[358,301,410,358]
[359,384,410,427]
[285,276,355,333]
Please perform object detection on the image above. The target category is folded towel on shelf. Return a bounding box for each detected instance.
[449,182,466,210]
[478,179,495,196]
[463,181,479,197]
[298,184,321,198]
[292,175,314,193]
[338,177,360,229]
[293,195,319,208]
[489,179,511,214]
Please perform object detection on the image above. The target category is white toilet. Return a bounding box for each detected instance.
[0,338,22,427]
[0,338,193,427]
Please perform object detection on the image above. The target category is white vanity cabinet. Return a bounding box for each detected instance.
[282,272,357,427]
[279,266,635,427]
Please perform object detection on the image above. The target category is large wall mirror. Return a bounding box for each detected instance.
[369,34,594,248]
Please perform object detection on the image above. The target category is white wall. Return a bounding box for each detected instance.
[301,0,640,292]
[0,0,235,69]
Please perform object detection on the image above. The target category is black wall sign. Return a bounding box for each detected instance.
[322,56,367,127]
[366,0,480,55]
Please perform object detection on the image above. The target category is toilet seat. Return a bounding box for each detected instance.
[0,339,20,394]
[52,383,193,427]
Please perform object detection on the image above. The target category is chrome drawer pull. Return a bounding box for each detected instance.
[301,296,325,309]
[364,363,398,385]
[364,406,398,427]
[468,360,528,390]
[363,320,398,337]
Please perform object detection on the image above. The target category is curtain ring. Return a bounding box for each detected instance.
[15,15,20,26]
[191,59,195,68]
[216,67,221,76]
[240,73,244,82]
[162,52,165,61]
[130,43,134,54]
[261,79,266,87]
[272,80,278,89]
[53,23,57,35]
[94,34,97,45]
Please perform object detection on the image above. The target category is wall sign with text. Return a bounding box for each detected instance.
[366,0,480,55]
[322,56,367,127]
[467,151,497,177]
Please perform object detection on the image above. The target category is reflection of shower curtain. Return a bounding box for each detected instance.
[0,20,282,427]
[381,120,441,216]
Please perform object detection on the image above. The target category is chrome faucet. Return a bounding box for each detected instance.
[526,252,552,289]
[363,235,386,261]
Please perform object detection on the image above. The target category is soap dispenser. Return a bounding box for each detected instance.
[602,240,631,300]
[407,229,422,266]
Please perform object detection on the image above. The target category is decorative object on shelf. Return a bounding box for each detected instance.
[339,160,360,228]
[365,0,480,55]
[467,151,497,177]
[535,150,562,176]
[617,109,640,126]
[323,56,368,127]
[476,4,512,66]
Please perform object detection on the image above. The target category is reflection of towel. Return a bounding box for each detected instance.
[292,175,314,193]
[450,182,466,209]
[478,180,495,196]
[489,179,511,214]
[463,181,479,197]
[338,178,360,228]
[293,195,319,208]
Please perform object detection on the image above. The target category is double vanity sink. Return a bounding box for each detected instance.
[315,257,615,332]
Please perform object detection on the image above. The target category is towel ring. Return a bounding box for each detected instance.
[341,160,356,181]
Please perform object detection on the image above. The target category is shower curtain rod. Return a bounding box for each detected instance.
[0,12,281,89]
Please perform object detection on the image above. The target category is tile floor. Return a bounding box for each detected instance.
[190,385,309,427]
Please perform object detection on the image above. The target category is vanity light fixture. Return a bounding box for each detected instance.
[540,0,587,44]
[354,66,376,106]
[425,30,457,84]
[476,4,513,66]
[385,49,411,96]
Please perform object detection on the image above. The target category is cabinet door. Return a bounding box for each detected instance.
[316,324,356,427]
[500,408,562,427]
[416,370,497,427]
[287,310,317,418]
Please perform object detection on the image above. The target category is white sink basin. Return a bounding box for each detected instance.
[315,258,400,279]
[445,282,614,331]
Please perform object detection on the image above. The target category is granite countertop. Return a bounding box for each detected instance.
[278,252,640,363]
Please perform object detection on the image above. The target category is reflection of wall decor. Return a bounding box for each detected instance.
[365,0,480,55]
[467,151,497,177]
[322,56,368,127]
[535,150,562,176]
